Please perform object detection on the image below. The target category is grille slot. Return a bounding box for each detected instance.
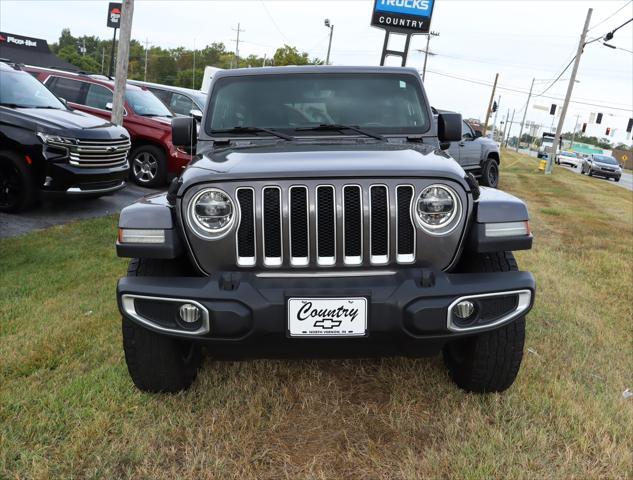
[262,187,282,266]
[396,185,415,263]
[236,188,255,266]
[66,138,131,168]
[289,186,309,265]
[370,185,389,264]
[316,186,336,266]
[233,183,435,268]
[343,186,362,265]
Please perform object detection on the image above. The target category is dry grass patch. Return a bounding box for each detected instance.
[1,150,632,479]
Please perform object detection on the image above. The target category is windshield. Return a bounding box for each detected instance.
[191,91,207,110]
[207,73,429,136]
[593,155,618,165]
[0,70,65,109]
[125,89,172,117]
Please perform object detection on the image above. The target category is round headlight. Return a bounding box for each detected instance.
[189,188,235,237]
[416,185,460,232]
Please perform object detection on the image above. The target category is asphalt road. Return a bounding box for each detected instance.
[0,184,156,238]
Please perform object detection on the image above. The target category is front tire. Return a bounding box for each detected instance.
[443,252,526,393]
[122,258,202,393]
[130,145,168,188]
[480,158,500,188]
[0,152,36,213]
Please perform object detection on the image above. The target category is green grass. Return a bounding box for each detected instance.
[1,151,632,479]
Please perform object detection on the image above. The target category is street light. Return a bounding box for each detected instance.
[324,19,334,65]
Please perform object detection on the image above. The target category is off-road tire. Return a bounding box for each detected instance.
[122,258,202,393]
[0,151,36,213]
[444,251,525,393]
[479,158,499,188]
[130,144,168,188]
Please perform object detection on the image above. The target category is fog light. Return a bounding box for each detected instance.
[179,303,201,323]
[454,300,475,320]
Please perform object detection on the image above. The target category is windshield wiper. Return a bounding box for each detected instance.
[0,102,31,108]
[211,126,294,141]
[140,113,172,118]
[296,123,385,141]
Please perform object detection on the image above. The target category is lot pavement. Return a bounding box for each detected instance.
[0,183,155,238]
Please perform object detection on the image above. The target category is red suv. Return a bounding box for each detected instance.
[26,66,191,187]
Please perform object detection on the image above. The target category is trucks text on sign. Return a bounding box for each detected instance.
[371,0,435,33]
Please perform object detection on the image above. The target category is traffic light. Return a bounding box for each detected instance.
[596,113,603,124]
[627,118,633,133]
[605,127,611,136]
[492,101,498,113]
[549,104,557,115]
[582,123,587,133]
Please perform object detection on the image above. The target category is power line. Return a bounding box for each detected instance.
[259,0,290,44]
[588,0,632,31]
[425,69,632,113]
[532,56,576,98]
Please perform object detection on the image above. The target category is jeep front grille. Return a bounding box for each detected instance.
[235,183,417,268]
[66,138,131,168]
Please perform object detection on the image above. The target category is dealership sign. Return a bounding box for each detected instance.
[371,0,435,33]
[0,32,49,51]
[107,2,122,28]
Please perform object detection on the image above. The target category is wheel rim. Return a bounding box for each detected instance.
[132,152,158,183]
[0,162,22,209]
[488,163,498,186]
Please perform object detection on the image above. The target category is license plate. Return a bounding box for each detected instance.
[287,297,367,337]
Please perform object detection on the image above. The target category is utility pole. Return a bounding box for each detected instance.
[492,95,501,141]
[111,0,134,126]
[324,19,334,65]
[483,73,499,137]
[143,38,149,82]
[421,30,439,81]
[232,23,244,68]
[192,38,196,89]
[501,108,509,147]
[506,109,516,148]
[570,113,581,149]
[546,8,592,174]
[516,77,535,152]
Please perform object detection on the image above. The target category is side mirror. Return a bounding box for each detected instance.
[105,102,113,111]
[190,109,203,122]
[437,112,462,143]
[172,116,197,147]
[439,142,450,150]
[475,130,482,138]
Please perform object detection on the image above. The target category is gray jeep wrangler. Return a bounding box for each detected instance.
[116,66,535,394]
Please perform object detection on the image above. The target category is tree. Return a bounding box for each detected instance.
[273,45,322,66]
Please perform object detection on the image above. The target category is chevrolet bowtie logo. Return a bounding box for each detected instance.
[313,318,342,329]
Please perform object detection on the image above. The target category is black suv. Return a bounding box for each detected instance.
[116,66,535,394]
[0,62,130,212]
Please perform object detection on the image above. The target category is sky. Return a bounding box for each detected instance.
[1,0,632,144]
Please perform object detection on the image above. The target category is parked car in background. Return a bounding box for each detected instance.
[25,66,192,188]
[0,61,130,212]
[128,80,206,117]
[556,151,582,168]
[440,110,501,188]
[581,154,622,181]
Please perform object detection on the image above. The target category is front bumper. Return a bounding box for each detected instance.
[41,161,129,196]
[591,169,621,179]
[117,269,535,357]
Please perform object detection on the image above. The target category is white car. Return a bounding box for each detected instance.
[556,151,582,168]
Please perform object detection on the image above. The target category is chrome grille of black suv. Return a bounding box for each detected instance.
[235,183,417,268]
[67,138,130,167]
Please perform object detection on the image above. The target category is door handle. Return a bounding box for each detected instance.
[459,142,465,147]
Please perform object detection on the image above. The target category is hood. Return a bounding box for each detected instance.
[180,141,468,186]
[1,106,128,140]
